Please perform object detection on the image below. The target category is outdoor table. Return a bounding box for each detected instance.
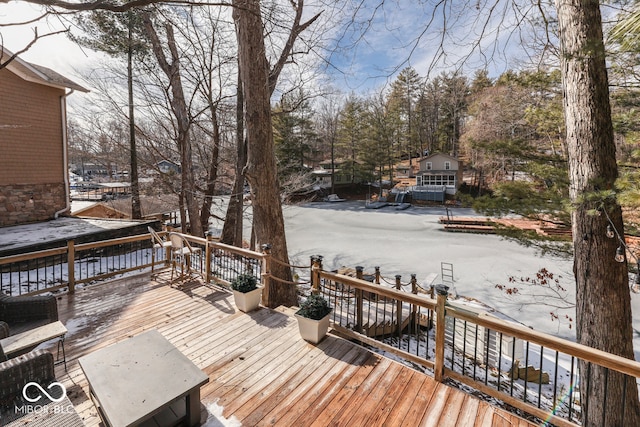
[79,329,209,427]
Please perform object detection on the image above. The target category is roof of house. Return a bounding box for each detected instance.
[419,152,460,163]
[1,48,89,92]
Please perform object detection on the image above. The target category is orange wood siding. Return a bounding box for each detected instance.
[0,68,66,185]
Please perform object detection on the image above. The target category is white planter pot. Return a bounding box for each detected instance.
[294,312,331,344]
[233,286,263,313]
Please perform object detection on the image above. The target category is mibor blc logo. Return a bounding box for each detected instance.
[13,381,74,416]
[22,382,67,403]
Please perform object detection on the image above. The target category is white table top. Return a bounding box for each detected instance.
[78,329,208,427]
[0,320,67,355]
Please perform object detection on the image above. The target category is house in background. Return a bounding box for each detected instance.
[157,159,181,174]
[311,159,368,188]
[413,153,463,201]
[0,49,88,227]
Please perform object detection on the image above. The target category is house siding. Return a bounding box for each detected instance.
[0,68,67,225]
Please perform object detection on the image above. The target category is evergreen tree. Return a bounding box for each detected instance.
[273,90,317,179]
[337,95,366,185]
[71,11,148,219]
[387,67,423,164]
[437,71,469,156]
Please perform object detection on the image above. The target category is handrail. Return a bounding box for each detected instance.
[319,270,436,309]
[313,264,640,427]
[446,302,640,379]
[0,230,270,298]
[74,234,151,251]
[0,247,68,266]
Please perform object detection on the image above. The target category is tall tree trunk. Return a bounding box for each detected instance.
[128,14,142,220]
[221,64,246,247]
[555,0,640,425]
[233,0,296,308]
[199,110,221,232]
[143,14,202,236]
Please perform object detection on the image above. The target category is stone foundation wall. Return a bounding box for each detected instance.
[0,183,67,227]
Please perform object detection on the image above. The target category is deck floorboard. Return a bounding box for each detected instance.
[38,270,538,427]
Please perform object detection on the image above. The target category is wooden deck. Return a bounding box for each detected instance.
[42,271,537,427]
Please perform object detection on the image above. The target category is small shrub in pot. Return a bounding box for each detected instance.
[231,273,258,293]
[296,294,331,320]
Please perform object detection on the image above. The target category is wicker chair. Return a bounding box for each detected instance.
[0,292,58,335]
[0,320,53,406]
[0,322,83,426]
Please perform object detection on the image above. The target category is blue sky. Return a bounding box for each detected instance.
[322,0,527,92]
[1,1,527,98]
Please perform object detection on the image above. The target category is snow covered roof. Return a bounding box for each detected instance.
[0,217,148,256]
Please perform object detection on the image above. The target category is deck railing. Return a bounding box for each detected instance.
[308,259,640,427]
[4,232,640,426]
[0,234,158,295]
[0,231,267,297]
[174,234,266,287]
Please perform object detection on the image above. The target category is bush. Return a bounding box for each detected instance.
[296,294,331,320]
[230,273,258,293]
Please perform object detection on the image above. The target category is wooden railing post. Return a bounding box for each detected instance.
[355,266,364,333]
[410,274,418,334]
[205,233,213,284]
[395,275,402,335]
[434,284,449,382]
[67,240,75,294]
[310,255,322,295]
[261,244,272,304]
[374,266,381,303]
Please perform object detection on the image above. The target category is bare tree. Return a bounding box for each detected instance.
[232,0,298,307]
[142,10,203,236]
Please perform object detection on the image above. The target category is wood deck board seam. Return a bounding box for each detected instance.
[333,359,405,426]
[307,357,393,427]
[210,337,314,414]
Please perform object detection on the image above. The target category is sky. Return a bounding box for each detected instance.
[1,0,530,102]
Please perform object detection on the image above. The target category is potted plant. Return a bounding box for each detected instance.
[231,273,262,313]
[294,294,332,344]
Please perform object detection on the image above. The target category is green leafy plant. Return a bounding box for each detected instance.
[296,294,331,320]
[230,273,258,293]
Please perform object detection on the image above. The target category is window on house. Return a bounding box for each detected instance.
[444,161,451,170]
[426,162,432,170]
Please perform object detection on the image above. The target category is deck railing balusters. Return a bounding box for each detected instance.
[523,340,530,404]
[568,356,576,420]
[537,346,544,408]
[462,320,467,377]
[5,234,640,427]
[497,332,503,392]
[472,323,478,380]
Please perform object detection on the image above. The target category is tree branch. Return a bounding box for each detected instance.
[0,0,231,12]
[267,0,321,95]
[1,27,70,69]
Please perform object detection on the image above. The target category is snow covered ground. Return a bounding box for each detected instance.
[254,200,640,356]
[4,198,638,353]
